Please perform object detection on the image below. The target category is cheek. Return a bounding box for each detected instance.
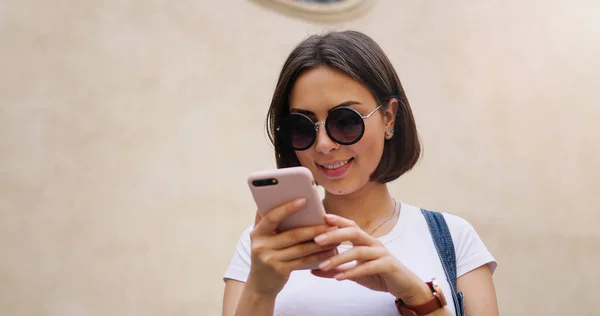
[355,130,385,163]
[294,150,314,167]
[356,144,383,172]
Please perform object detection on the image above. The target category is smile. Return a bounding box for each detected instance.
[315,158,355,179]
[316,159,352,169]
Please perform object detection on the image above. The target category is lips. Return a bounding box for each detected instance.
[316,159,351,169]
[316,158,354,179]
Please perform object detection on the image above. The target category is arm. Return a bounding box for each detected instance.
[222,279,276,316]
[222,280,245,316]
[223,211,275,316]
[311,214,454,315]
[222,199,337,316]
[457,264,499,316]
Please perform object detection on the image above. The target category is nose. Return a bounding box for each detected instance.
[314,123,339,154]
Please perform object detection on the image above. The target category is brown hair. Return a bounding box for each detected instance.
[265,30,421,183]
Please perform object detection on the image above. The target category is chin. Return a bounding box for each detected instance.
[320,179,362,196]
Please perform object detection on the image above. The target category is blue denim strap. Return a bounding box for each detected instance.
[421,209,465,316]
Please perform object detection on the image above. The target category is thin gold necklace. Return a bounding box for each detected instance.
[368,199,398,236]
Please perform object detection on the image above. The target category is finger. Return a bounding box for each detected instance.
[323,214,360,228]
[253,198,306,235]
[284,248,338,271]
[254,211,262,227]
[275,241,340,262]
[333,258,389,281]
[272,225,337,250]
[311,265,352,279]
[318,246,385,272]
[314,226,378,247]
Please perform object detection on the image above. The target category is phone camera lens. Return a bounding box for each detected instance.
[252,178,278,187]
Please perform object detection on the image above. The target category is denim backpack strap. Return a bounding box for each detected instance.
[421,209,465,316]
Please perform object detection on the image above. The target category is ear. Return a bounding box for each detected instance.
[382,98,398,136]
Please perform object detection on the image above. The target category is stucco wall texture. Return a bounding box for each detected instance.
[1,1,598,315]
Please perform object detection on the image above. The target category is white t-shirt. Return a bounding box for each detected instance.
[223,202,497,316]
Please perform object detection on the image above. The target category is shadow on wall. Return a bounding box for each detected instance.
[250,0,376,23]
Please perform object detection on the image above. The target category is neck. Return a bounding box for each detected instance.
[322,181,396,234]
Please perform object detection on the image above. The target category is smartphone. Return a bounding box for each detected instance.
[248,166,337,269]
[248,166,327,232]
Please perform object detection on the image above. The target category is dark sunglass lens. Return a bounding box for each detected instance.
[327,108,364,144]
[280,114,315,150]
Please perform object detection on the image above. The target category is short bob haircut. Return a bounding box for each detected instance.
[266,30,421,183]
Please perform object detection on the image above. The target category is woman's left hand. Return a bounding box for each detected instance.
[311,213,427,301]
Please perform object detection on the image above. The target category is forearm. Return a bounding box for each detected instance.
[234,280,276,316]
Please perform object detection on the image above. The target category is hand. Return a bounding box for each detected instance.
[246,198,339,297]
[310,214,427,302]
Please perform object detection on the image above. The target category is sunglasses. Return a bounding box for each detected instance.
[276,104,383,151]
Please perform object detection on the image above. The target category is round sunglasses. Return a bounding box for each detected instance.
[276,104,383,151]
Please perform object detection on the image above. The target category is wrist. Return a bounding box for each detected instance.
[245,275,279,300]
[395,280,434,306]
[237,277,277,316]
[395,278,448,316]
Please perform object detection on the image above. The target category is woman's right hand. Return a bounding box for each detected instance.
[246,198,338,298]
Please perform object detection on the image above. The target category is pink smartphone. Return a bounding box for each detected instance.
[248,166,326,232]
[248,166,337,269]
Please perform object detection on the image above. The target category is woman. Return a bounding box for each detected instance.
[222,30,499,316]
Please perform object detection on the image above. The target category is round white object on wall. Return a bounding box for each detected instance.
[251,0,375,23]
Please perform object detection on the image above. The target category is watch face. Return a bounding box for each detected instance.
[430,278,447,307]
[432,278,440,289]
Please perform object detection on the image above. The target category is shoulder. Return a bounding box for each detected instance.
[441,212,488,252]
[441,212,477,238]
[441,212,498,276]
[405,203,497,276]
[237,224,254,248]
[223,224,255,283]
[235,224,254,258]
[404,204,475,236]
[413,207,481,252]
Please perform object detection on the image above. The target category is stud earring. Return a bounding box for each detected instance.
[386,128,394,137]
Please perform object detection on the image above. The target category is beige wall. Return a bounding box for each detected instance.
[1,0,599,315]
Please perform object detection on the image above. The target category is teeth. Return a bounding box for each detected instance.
[320,159,350,170]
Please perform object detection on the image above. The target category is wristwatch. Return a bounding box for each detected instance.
[395,278,447,316]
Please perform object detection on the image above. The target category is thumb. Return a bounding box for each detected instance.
[254,210,262,226]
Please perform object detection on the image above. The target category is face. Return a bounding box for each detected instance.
[287,66,396,195]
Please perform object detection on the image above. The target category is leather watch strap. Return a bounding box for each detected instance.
[395,278,447,315]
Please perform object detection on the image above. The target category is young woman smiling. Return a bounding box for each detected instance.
[222,31,499,316]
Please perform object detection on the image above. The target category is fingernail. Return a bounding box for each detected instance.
[293,198,306,207]
[318,260,331,270]
[325,214,336,221]
[334,273,345,280]
[314,234,327,244]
